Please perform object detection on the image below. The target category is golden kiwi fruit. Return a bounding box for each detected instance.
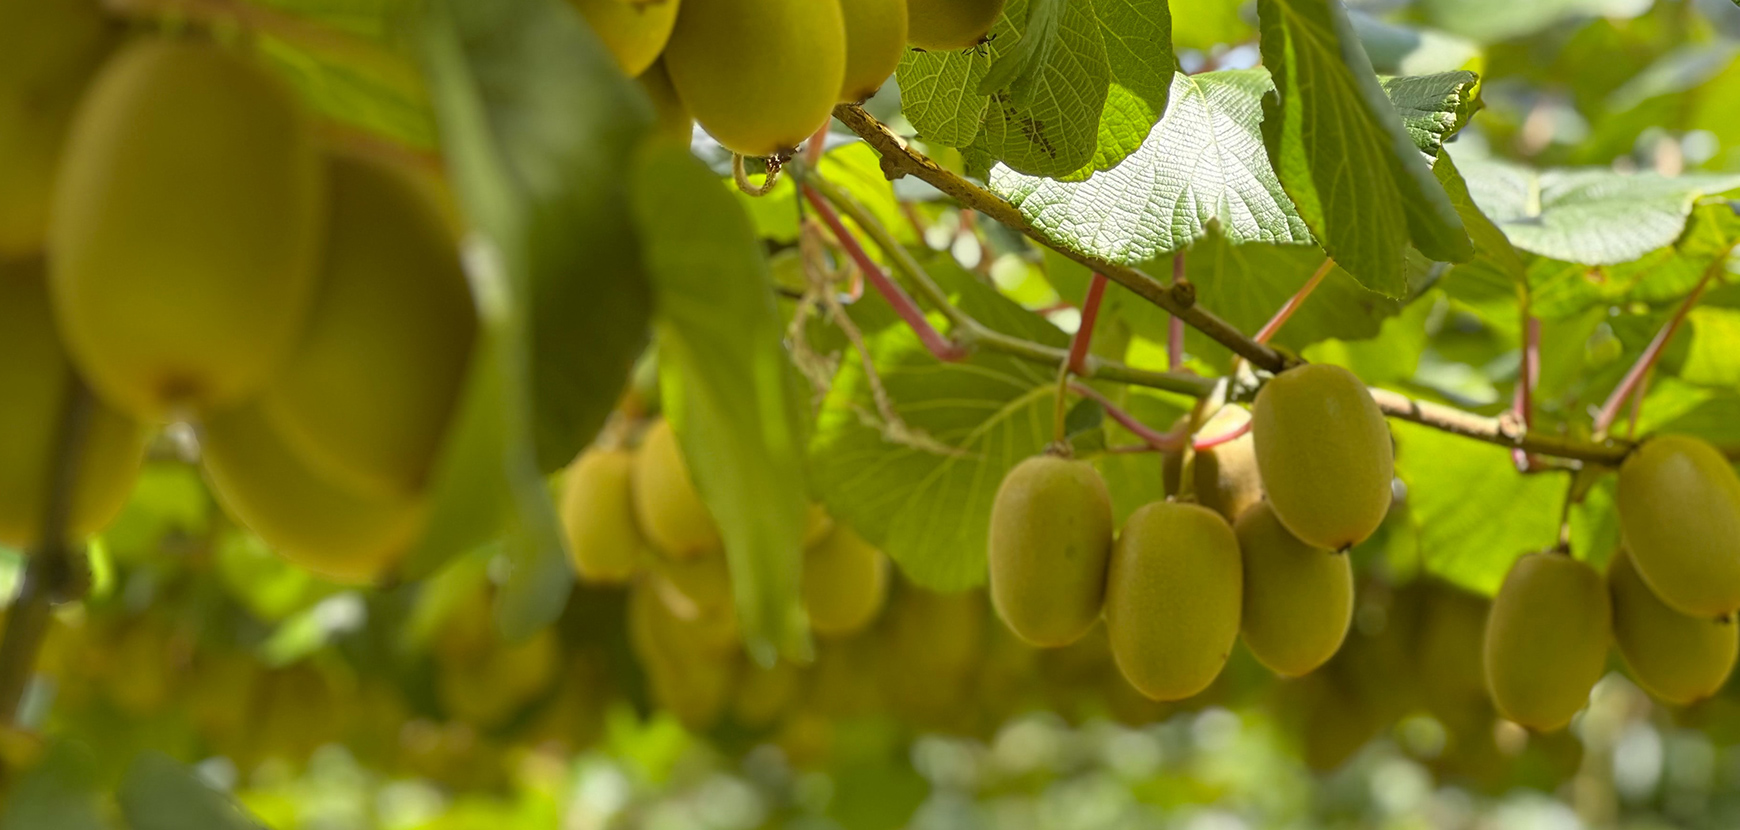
[1483,552,1610,731]
[569,0,681,77]
[907,0,1005,51]
[1235,500,1353,677]
[1608,547,1737,705]
[1616,434,1740,619]
[1105,501,1242,701]
[559,446,645,584]
[631,418,721,558]
[1251,363,1393,551]
[803,525,889,637]
[987,455,1114,648]
[1163,407,1263,523]
[839,0,907,102]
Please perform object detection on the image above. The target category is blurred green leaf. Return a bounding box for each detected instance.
[631,143,810,664]
[0,741,105,830]
[119,753,264,830]
[1258,0,1472,295]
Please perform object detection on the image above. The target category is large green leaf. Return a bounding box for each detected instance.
[809,263,1070,590]
[1257,0,1472,296]
[118,753,265,830]
[631,144,810,664]
[0,742,105,830]
[1379,71,1481,157]
[1457,155,1740,266]
[1393,421,1564,595]
[974,0,1112,177]
[991,70,1310,265]
[415,0,597,638]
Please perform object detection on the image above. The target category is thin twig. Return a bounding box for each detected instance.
[1512,314,1541,472]
[1254,258,1335,344]
[1592,255,1728,436]
[1194,418,1252,451]
[0,382,97,724]
[1070,382,1185,451]
[1169,255,1187,371]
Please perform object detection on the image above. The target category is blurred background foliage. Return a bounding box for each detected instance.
[8,0,1740,828]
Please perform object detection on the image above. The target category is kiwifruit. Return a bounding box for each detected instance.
[1104,501,1242,701]
[803,525,889,637]
[662,0,845,156]
[437,629,560,727]
[839,0,907,102]
[1163,407,1263,523]
[1483,553,1610,731]
[1616,434,1740,619]
[1251,363,1393,550]
[1235,500,1353,677]
[1411,580,1491,719]
[637,59,694,144]
[987,455,1114,647]
[630,418,721,558]
[49,38,325,418]
[559,446,645,584]
[260,153,476,500]
[569,0,681,77]
[907,0,1005,51]
[0,260,147,548]
[0,0,117,256]
[201,404,424,585]
[628,579,738,731]
[731,657,803,728]
[1608,547,1737,705]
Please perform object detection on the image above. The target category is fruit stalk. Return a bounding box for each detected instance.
[1051,273,1108,444]
[0,382,97,725]
[1169,256,1186,371]
[1253,257,1334,345]
[1592,255,1727,436]
[1068,382,1184,452]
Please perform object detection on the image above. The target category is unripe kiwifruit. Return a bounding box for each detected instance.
[907,0,1005,51]
[201,404,424,585]
[0,0,118,256]
[437,628,560,726]
[1163,407,1262,523]
[803,525,889,637]
[1105,501,1242,701]
[559,447,645,584]
[638,60,694,144]
[628,579,737,731]
[731,658,803,728]
[631,418,721,558]
[50,39,325,418]
[1235,500,1352,677]
[1616,434,1740,619]
[1483,553,1610,731]
[260,153,476,500]
[1251,363,1393,550]
[1608,548,1737,705]
[881,586,984,721]
[648,545,734,620]
[569,0,681,77]
[1412,580,1490,719]
[839,0,907,102]
[987,455,1114,648]
[662,0,845,156]
[0,261,147,548]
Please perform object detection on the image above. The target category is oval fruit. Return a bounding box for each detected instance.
[1483,553,1610,731]
[1105,501,1242,701]
[908,0,1004,51]
[260,153,476,500]
[1616,434,1740,618]
[662,0,845,156]
[731,658,803,728]
[437,628,560,726]
[638,59,694,143]
[570,0,681,77]
[559,446,645,584]
[1608,548,1737,705]
[628,579,738,731]
[1163,407,1262,523]
[50,39,325,418]
[631,418,721,558]
[1251,363,1393,551]
[839,0,907,102]
[803,525,888,637]
[987,455,1114,648]
[201,404,424,585]
[0,0,117,256]
[0,260,147,548]
[1235,500,1353,677]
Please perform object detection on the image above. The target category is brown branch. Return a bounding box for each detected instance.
[834,104,1292,373]
[0,382,98,725]
[1368,389,1630,465]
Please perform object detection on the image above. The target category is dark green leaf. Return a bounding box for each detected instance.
[118,753,265,830]
[0,742,105,830]
[1380,71,1481,157]
[631,143,810,663]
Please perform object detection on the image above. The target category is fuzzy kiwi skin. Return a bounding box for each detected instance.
[662,0,845,157]
[630,418,721,559]
[1251,363,1393,551]
[1162,407,1262,523]
[1483,553,1610,731]
[804,525,889,637]
[1616,434,1740,619]
[569,0,681,77]
[1609,548,1738,706]
[839,0,907,102]
[559,447,645,584]
[1104,501,1242,701]
[1235,500,1353,678]
[50,39,325,419]
[987,456,1115,648]
[907,0,1005,51]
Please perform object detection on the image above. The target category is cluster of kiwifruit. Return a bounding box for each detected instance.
[988,364,1388,702]
[2,4,476,583]
[989,363,1740,734]
[569,0,1007,156]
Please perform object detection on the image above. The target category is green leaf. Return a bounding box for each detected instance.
[992,70,1310,265]
[413,0,583,637]
[1257,0,1472,295]
[1380,71,1481,158]
[1435,150,1526,301]
[118,753,265,830]
[1457,155,1740,265]
[1350,12,1480,76]
[974,0,1112,177]
[1171,0,1253,50]
[1079,0,1175,173]
[0,742,105,830]
[1415,0,1645,44]
[978,0,1067,95]
[896,46,994,149]
[809,262,1069,591]
[1393,421,1564,595]
[631,143,810,664]
[1682,307,1740,388]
